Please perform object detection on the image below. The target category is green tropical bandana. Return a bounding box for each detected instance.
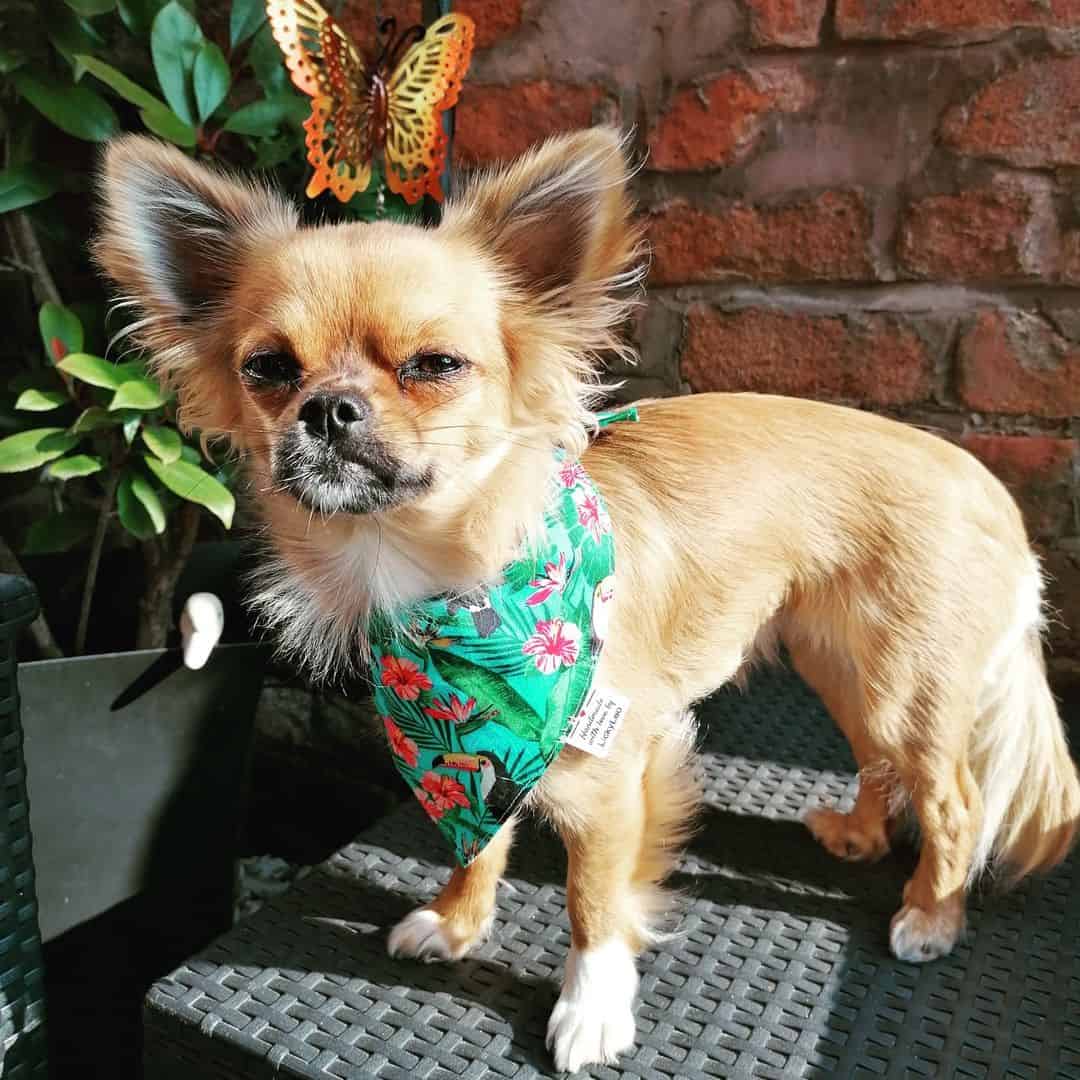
[370,408,637,865]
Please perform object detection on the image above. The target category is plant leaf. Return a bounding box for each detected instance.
[130,469,167,532]
[39,303,84,363]
[47,0,107,65]
[22,509,97,554]
[0,428,80,473]
[5,109,36,170]
[249,23,288,95]
[222,97,297,137]
[109,377,166,410]
[46,453,104,479]
[123,413,142,444]
[65,0,116,14]
[250,133,296,170]
[0,165,60,213]
[0,48,27,75]
[117,471,157,540]
[70,406,120,433]
[139,102,197,146]
[75,55,165,110]
[143,454,234,527]
[15,388,68,412]
[230,0,264,47]
[150,0,205,126]
[117,0,165,34]
[58,352,131,389]
[141,424,182,463]
[179,444,201,464]
[193,41,229,121]
[11,72,119,141]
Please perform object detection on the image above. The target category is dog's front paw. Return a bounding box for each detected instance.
[387,907,493,963]
[545,940,638,1072]
[889,902,964,963]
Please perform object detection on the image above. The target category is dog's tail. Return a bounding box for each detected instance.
[968,563,1080,881]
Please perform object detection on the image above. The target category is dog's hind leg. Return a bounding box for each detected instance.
[387,816,515,962]
[788,640,898,863]
[885,686,983,963]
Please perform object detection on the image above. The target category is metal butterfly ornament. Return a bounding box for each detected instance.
[266,1,475,204]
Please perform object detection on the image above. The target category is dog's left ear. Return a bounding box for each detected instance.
[93,135,297,438]
[442,127,641,299]
[94,135,297,337]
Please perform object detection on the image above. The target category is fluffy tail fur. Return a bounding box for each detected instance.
[969,566,1080,881]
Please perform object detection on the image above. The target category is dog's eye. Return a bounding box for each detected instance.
[241,350,302,388]
[401,353,466,383]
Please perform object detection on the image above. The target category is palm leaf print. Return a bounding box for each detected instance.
[431,637,528,678]
[430,651,545,741]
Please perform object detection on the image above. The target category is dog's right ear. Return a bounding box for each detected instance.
[94,135,297,355]
[441,127,640,302]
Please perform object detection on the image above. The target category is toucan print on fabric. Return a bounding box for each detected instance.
[369,409,636,865]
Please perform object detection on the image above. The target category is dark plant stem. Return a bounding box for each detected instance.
[3,212,61,306]
[75,473,120,655]
[136,502,201,649]
[3,212,77,395]
[0,534,63,659]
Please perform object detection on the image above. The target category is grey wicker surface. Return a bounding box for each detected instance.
[145,667,1080,1078]
[0,577,48,1079]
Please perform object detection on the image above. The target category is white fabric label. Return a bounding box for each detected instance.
[562,685,630,758]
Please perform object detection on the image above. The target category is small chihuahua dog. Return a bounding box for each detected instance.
[97,128,1079,1072]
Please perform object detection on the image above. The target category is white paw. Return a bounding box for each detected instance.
[889,903,964,963]
[387,907,491,962]
[546,940,638,1072]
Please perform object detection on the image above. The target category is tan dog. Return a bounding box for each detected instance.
[96,129,1080,1072]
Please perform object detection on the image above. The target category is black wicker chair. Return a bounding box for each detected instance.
[0,576,48,1079]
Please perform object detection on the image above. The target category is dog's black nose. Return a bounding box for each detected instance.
[299,392,369,443]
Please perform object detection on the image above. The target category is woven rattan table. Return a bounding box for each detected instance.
[144,667,1080,1078]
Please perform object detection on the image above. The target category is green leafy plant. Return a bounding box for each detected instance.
[1,300,235,651]
[0,0,429,656]
[0,0,418,215]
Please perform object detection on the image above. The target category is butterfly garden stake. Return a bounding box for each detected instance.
[266,0,475,204]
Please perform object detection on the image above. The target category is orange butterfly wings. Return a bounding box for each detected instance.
[266,1,474,204]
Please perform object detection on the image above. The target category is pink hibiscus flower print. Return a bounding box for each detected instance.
[527,552,569,607]
[383,716,418,767]
[522,618,581,674]
[573,488,611,544]
[558,461,587,489]
[380,655,433,700]
[414,787,445,821]
[414,771,471,821]
[423,694,477,722]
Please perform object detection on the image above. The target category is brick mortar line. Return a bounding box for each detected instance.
[748,28,1080,56]
[650,282,1080,313]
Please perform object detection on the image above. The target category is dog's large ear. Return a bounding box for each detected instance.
[94,135,296,351]
[94,136,296,436]
[441,126,642,300]
[441,128,643,453]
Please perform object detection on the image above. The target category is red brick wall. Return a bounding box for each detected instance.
[351,1,1080,668]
